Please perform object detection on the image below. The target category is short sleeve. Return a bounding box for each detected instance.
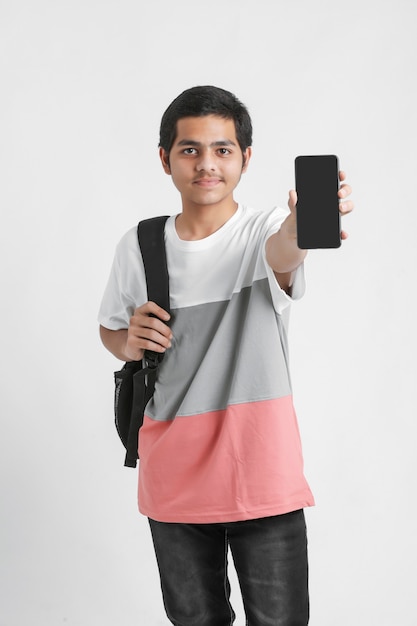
[261,206,306,315]
[98,227,148,330]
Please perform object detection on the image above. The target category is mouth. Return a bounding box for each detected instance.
[193,177,223,188]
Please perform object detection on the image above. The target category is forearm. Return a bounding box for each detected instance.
[265,214,307,292]
[266,215,307,274]
[99,325,143,362]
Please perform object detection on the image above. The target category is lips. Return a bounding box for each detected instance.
[193,177,222,187]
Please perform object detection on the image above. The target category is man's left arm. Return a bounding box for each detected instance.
[266,170,354,294]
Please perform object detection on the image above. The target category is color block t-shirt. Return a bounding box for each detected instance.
[98,205,314,523]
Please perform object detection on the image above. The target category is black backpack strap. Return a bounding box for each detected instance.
[138,216,170,313]
[137,216,171,367]
[122,216,170,468]
[116,215,171,468]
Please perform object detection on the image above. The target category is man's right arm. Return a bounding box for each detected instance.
[99,301,172,362]
[99,326,131,361]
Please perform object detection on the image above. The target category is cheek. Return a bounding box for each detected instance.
[169,166,193,193]
[169,165,187,183]
[226,162,245,180]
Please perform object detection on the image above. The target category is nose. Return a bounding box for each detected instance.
[196,149,216,172]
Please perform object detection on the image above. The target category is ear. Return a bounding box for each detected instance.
[242,147,252,173]
[159,147,171,174]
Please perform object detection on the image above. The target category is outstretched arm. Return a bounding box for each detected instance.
[266,170,353,293]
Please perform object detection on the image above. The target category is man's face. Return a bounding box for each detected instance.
[159,115,251,212]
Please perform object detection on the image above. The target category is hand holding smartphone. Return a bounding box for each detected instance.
[295,154,341,249]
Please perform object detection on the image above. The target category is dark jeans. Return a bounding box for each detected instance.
[148,510,309,626]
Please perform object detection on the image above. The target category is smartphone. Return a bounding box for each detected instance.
[295,155,341,249]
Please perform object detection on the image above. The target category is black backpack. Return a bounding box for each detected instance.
[113,216,170,468]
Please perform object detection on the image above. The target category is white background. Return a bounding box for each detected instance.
[1,1,416,624]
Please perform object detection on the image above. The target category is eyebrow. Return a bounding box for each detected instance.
[176,139,237,147]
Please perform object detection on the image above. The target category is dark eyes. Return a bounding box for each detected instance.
[182,147,231,156]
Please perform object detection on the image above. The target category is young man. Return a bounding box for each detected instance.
[98,86,353,625]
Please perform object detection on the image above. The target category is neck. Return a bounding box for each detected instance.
[175,200,238,241]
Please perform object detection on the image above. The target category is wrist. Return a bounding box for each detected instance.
[124,332,144,362]
[280,214,297,241]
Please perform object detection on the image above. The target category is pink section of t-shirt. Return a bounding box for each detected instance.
[138,396,314,523]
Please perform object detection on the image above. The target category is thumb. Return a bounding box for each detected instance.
[288,189,297,213]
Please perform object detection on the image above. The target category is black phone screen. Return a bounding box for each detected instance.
[295,155,340,249]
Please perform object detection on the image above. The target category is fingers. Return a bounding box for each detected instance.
[338,190,354,215]
[339,172,353,239]
[127,301,173,358]
[339,199,354,215]
[338,172,354,217]
[338,183,352,198]
[138,300,171,322]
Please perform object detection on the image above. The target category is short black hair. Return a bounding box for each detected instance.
[159,85,253,154]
